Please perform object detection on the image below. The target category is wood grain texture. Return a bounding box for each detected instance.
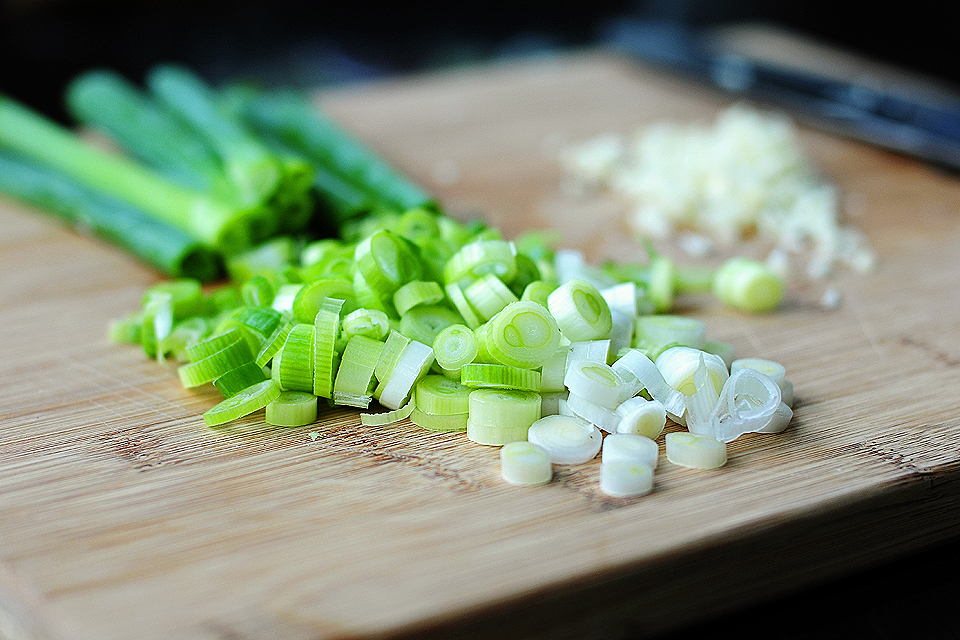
[2,51,960,640]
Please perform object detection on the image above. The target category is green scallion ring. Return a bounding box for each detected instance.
[203,379,282,427]
[459,363,541,392]
[414,374,472,415]
[393,280,444,316]
[547,278,613,343]
[410,407,468,432]
[214,361,268,398]
[483,300,561,369]
[266,390,319,427]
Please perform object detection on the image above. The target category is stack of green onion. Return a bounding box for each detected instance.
[0,64,795,498]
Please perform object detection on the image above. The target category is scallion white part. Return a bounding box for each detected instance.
[547,278,613,343]
[655,346,729,397]
[615,396,666,439]
[599,461,654,498]
[611,349,686,418]
[538,346,570,393]
[565,392,622,433]
[539,390,568,416]
[526,414,602,465]
[731,357,793,406]
[634,315,706,360]
[750,401,793,434]
[711,367,783,442]
[682,353,723,436]
[601,433,659,469]
[377,339,435,410]
[607,309,634,359]
[466,388,541,446]
[500,441,553,486]
[600,281,641,318]
[566,339,612,368]
[563,359,624,410]
[360,398,414,426]
[665,432,727,469]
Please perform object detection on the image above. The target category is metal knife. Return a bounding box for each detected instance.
[602,19,960,172]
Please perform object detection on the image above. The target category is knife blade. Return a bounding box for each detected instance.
[602,19,960,172]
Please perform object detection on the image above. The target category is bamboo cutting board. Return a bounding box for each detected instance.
[2,52,960,640]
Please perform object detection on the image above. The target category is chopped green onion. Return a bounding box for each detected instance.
[292,277,356,323]
[615,397,666,439]
[563,359,624,410]
[393,280,444,316]
[611,349,686,418]
[500,441,553,486]
[410,407,469,432]
[601,433,658,469]
[466,388,541,446]
[655,346,728,397]
[459,363,541,392]
[414,375,472,415]
[432,323,479,374]
[333,334,384,408]
[203,379,282,427]
[360,398,415,426]
[443,238,517,284]
[547,278,612,343]
[353,229,423,309]
[526,414,602,465]
[633,315,707,360]
[255,320,294,367]
[599,461,654,497]
[482,300,561,370]
[538,346,570,393]
[712,257,784,313]
[373,330,412,389]
[178,336,254,388]
[520,280,556,308]
[312,297,345,399]
[398,304,461,347]
[276,323,316,392]
[214,361,268,397]
[665,432,727,469]
[462,274,519,322]
[564,392,621,433]
[377,339,434,410]
[341,307,392,342]
[443,281,483,329]
[266,390,319,426]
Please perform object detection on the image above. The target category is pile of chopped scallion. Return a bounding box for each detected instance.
[0,65,794,498]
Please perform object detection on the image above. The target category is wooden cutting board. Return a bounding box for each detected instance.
[2,51,959,640]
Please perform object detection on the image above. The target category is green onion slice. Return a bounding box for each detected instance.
[466,388,541,446]
[333,334,385,408]
[393,280,444,316]
[398,304,462,347]
[432,323,479,373]
[547,278,612,343]
[360,398,415,426]
[459,363,541,392]
[277,323,316,392]
[414,374,472,415]
[214,361,268,398]
[266,390,318,427]
[443,238,517,284]
[203,379,282,427]
[377,339,435,410]
[500,441,553,486]
[312,297,345,399]
[410,407,469,432]
[482,300,561,370]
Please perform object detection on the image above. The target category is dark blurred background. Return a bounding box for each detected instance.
[2,1,959,638]
[1,0,956,124]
